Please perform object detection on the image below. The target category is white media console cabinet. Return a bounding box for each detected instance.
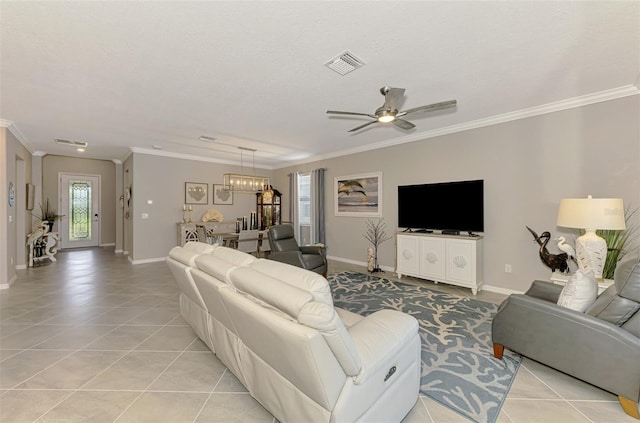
[396,232,484,294]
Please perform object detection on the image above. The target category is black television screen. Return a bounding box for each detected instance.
[398,180,484,233]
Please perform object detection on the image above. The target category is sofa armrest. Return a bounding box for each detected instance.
[300,245,325,256]
[524,280,563,303]
[492,293,640,400]
[267,251,304,267]
[348,309,419,384]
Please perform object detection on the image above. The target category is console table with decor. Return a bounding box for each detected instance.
[396,232,484,294]
[27,231,59,267]
[177,222,236,246]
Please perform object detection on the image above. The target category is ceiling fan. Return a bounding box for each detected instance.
[326,86,457,132]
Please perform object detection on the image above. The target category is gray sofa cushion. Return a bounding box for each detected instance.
[586,254,640,327]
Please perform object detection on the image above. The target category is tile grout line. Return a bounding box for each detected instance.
[25,302,176,422]
[111,323,202,423]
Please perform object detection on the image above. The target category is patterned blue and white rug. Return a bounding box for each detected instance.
[328,272,521,423]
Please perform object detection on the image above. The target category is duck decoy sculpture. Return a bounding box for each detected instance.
[526,226,569,273]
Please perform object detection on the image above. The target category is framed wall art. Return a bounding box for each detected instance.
[185,182,208,205]
[212,184,233,205]
[334,172,382,217]
[26,183,35,210]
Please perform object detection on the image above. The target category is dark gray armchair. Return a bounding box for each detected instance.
[267,224,327,276]
[492,254,640,419]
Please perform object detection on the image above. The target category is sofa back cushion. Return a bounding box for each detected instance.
[221,270,347,410]
[169,242,216,266]
[228,264,362,377]
[586,254,640,327]
[249,259,333,305]
[167,242,216,308]
[230,267,313,320]
[614,254,640,302]
[194,247,256,283]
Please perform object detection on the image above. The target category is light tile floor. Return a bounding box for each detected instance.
[0,248,632,423]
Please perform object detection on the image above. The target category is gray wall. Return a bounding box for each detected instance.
[129,153,275,262]
[273,96,640,293]
[1,128,33,286]
[42,155,117,245]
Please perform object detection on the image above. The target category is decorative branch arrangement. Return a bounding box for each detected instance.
[363,218,392,273]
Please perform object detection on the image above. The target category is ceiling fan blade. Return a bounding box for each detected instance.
[392,119,415,130]
[348,120,378,132]
[326,110,377,118]
[382,87,405,111]
[397,99,457,118]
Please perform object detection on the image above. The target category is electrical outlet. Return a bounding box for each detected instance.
[505,264,512,273]
[141,213,149,219]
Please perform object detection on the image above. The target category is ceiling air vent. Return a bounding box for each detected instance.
[55,138,88,147]
[325,51,365,76]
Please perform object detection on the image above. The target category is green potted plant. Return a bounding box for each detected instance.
[33,198,64,232]
[598,206,638,279]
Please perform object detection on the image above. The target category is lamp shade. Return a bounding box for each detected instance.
[556,196,625,230]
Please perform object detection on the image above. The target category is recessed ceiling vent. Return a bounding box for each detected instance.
[55,138,88,147]
[325,51,365,76]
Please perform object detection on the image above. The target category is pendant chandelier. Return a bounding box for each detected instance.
[223,147,270,193]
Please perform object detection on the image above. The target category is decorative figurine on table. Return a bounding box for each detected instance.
[526,226,569,273]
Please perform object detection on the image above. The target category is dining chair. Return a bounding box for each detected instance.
[237,230,260,255]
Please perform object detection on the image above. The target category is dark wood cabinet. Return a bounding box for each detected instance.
[256,186,282,230]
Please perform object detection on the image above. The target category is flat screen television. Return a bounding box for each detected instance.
[398,179,484,233]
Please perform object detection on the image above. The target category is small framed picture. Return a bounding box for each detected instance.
[185,182,208,205]
[213,184,233,205]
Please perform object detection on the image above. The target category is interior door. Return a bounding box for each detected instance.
[59,174,100,249]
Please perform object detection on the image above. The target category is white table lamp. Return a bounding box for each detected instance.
[557,195,625,279]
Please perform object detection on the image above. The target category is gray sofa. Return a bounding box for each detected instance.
[492,253,640,419]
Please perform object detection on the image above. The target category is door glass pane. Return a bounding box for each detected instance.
[69,181,92,241]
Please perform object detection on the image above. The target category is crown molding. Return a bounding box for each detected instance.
[129,146,274,170]
[277,85,640,169]
[0,119,33,153]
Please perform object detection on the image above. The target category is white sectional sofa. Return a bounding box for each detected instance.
[167,242,421,423]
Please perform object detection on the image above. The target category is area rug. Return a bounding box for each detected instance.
[328,271,521,423]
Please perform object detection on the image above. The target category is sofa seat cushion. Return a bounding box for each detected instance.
[557,270,597,312]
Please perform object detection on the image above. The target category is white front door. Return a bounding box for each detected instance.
[59,174,100,249]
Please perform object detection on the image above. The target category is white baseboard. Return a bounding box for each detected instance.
[114,249,123,254]
[482,284,523,295]
[130,256,167,265]
[15,264,27,270]
[100,242,115,247]
[0,274,18,290]
[328,255,523,295]
[122,250,129,255]
[326,255,395,273]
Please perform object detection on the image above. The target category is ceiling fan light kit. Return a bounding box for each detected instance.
[327,86,457,132]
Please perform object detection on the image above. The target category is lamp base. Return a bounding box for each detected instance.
[575,229,607,279]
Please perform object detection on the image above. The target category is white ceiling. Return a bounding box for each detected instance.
[2,1,638,169]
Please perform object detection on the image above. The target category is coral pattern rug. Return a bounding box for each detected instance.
[328,272,521,423]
